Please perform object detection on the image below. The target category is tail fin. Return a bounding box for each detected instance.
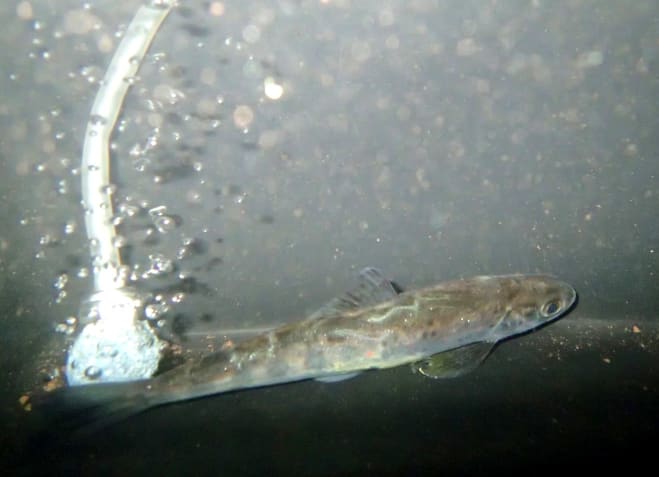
[27,380,155,439]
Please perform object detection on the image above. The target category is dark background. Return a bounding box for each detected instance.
[1,0,658,474]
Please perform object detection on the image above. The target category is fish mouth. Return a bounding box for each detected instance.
[558,280,578,315]
[563,285,578,314]
[542,281,578,324]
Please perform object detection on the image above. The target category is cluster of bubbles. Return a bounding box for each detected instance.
[144,290,185,327]
[129,127,161,173]
[144,253,174,278]
[53,273,69,304]
[148,205,179,234]
[48,196,193,325]
[25,3,278,359]
[54,316,78,336]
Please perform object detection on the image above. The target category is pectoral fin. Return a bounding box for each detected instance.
[412,342,494,379]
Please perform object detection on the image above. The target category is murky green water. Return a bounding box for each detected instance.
[2,0,658,474]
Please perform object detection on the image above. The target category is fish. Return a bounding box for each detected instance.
[30,268,576,433]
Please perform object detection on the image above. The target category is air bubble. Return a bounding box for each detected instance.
[134,158,149,172]
[147,253,173,275]
[54,273,69,290]
[57,179,68,195]
[118,203,139,217]
[144,302,169,320]
[117,265,131,283]
[112,235,127,248]
[40,234,56,246]
[55,290,67,304]
[89,114,107,126]
[99,345,119,358]
[148,206,179,233]
[89,238,100,252]
[170,292,185,304]
[148,205,167,216]
[84,366,102,380]
[55,317,78,335]
[81,302,101,323]
[154,214,177,233]
[102,184,117,195]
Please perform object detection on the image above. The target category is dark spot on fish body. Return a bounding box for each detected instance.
[391,293,415,309]
[305,345,327,371]
[265,359,292,379]
[381,332,400,350]
[194,350,232,371]
[274,324,308,346]
[325,332,348,344]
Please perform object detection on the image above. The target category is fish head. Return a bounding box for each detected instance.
[488,274,577,341]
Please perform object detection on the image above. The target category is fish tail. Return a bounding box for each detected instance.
[27,380,155,439]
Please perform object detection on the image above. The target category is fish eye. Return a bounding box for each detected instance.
[541,300,561,317]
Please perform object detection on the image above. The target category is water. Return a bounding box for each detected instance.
[1,0,658,474]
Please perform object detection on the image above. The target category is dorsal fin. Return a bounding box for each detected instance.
[309,267,399,319]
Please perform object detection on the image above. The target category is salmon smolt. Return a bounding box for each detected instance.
[35,268,576,431]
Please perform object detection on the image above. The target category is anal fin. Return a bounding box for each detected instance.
[315,372,360,383]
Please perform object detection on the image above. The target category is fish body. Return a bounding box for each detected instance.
[36,269,576,430]
[155,271,575,400]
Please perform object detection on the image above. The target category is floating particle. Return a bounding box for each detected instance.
[19,395,31,412]
[16,1,33,20]
[456,37,480,56]
[233,105,254,128]
[577,50,604,68]
[242,24,261,43]
[264,77,283,100]
[209,2,225,16]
